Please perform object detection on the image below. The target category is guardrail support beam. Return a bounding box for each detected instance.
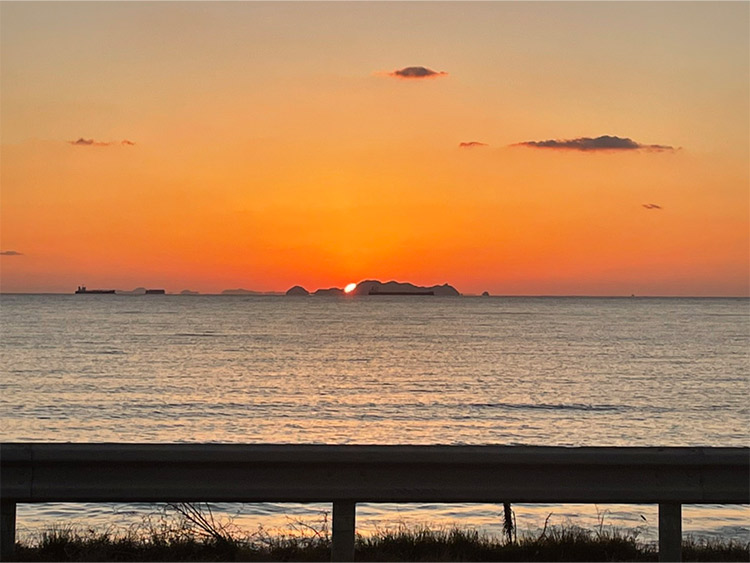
[331,501,356,562]
[658,502,682,562]
[0,501,16,561]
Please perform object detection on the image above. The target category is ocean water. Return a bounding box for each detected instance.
[1,294,748,543]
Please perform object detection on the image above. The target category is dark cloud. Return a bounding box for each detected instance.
[642,204,663,210]
[513,135,674,152]
[70,138,99,146]
[459,141,488,148]
[389,66,448,79]
[0,250,23,256]
[69,138,136,147]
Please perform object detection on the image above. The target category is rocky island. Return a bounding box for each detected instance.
[285,280,460,296]
[285,285,309,296]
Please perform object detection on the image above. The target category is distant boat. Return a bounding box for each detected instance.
[75,286,115,294]
[145,289,165,295]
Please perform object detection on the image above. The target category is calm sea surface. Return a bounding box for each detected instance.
[1,295,748,542]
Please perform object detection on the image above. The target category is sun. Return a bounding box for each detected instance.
[344,283,357,294]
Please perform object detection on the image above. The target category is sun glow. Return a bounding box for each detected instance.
[344,283,357,293]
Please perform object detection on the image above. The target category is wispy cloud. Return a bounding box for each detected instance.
[512,135,674,152]
[69,137,136,147]
[0,250,23,256]
[387,66,448,79]
[69,138,108,146]
[459,141,488,148]
[642,204,663,210]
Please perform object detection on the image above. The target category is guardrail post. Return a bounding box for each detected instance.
[658,502,682,562]
[0,501,16,561]
[331,501,356,561]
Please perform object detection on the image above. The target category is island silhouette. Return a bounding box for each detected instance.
[285,280,460,296]
[74,282,460,296]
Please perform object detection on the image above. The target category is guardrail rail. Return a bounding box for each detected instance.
[1,444,748,561]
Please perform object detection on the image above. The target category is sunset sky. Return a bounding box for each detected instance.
[1,1,748,296]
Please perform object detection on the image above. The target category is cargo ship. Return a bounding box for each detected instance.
[145,289,166,294]
[75,286,115,294]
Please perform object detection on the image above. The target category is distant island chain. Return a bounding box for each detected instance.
[286,280,460,296]
[73,280,464,296]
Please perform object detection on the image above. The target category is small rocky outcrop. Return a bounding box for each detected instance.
[286,285,309,296]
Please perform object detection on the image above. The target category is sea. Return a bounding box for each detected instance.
[1,294,748,544]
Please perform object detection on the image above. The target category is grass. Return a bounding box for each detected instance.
[10,504,750,562]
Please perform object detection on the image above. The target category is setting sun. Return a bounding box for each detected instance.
[344,283,357,294]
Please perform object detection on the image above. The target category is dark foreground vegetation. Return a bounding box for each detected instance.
[12,504,749,562]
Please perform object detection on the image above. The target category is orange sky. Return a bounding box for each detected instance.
[1,2,748,295]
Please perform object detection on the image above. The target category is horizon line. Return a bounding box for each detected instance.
[1,292,748,299]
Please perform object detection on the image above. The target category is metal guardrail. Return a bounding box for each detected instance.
[1,444,748,561]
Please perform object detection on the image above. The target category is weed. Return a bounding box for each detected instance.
[11,510,749,562]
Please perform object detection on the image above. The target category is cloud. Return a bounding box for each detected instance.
[459,141,488,148]
[642,204,663,210]
[69,138,136,147]
[513,135,674,152]
[388,66,448,79]
[70,138,94,145]
[0,250,23,256]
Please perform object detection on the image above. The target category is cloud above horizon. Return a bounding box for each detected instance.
[69,138,136,147]
[388,66,448,79]
[459,141,488,148]
[642,204,663,210]
[0,250,23,256]
[513,135,675,152]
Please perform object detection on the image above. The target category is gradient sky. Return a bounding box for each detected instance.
[1,1,748,295]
